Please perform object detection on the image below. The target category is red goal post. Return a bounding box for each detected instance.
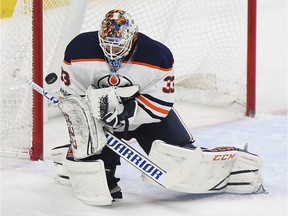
[0,0,256,160]
[31,0,44,160]
[246,0,257,117]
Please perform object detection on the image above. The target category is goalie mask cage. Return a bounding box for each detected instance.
[0,0,256,160]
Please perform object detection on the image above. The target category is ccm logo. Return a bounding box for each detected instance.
[213,153,236,161]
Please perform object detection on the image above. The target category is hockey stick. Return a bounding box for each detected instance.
[13,69,202,188]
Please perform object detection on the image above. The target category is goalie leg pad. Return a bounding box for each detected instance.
[50,144,71,185]
[63,158,113,206]
[143,141,263,194]
[86,85,139,120]
[141,140,203,188]
[191,149,263,194]
[58,95,107,159]
[225,150,263,193]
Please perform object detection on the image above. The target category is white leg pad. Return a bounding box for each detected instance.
[50,145,71,185]
[176,149,263,194]
[169,151,235,193]
[141,140,203,188]
[63,159,113,206]
[225,151,263,193]
[143,141,263,194]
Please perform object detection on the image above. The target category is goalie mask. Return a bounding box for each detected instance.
[99,10,138,72]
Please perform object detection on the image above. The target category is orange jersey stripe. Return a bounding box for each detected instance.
[63,60,71,65]
[137,95,169,115]
[63,58,105,65]
[71,58,105,63]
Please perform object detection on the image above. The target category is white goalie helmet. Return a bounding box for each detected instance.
[99,9,139,61]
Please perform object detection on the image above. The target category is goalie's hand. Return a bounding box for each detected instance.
[102,110,123,129]
[102,100,137,129]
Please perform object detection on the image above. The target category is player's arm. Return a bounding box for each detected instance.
[60,61,91,97]
[131,43,175,127]
[134,68,175,124]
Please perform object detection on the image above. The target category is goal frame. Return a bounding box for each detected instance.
[31,0,43,160]
[30,0,256,161]
[246,0,257,117]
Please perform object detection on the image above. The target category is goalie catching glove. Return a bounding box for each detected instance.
[86,85,139,131]
[102,100,138,129]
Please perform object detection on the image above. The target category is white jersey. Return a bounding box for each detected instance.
[61,32,175,131]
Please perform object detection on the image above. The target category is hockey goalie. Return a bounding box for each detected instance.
[51,9,265,206]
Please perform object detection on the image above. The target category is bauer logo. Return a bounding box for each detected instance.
[105,132,164,182]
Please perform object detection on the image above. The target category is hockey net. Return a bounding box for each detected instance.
[0,0,256,159]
